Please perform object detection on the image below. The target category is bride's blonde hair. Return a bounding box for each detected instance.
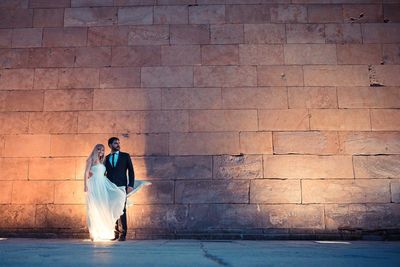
[87,144,105,165]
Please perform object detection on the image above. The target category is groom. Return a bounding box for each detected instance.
[105,137,135,241]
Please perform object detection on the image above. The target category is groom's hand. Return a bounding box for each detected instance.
[127,186,134,194]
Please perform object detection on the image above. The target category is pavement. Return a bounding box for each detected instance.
[0,238,399,267]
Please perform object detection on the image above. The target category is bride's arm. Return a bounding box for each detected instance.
[84,159,92,192]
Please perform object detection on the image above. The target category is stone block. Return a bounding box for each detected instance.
[310,109,371,131]
[273,131,339,155]
[343,4,383,23]
[29,0,70,8]
[239,44,284,65]
[169,132,239,155]
[362,23,400,43]
[372,65,400,87]
[118,133,169,156]
[288,86,337,108]
[29,112,78,134]
[34,69,59,89]
[239,131,273,155]
[36,204,86,228]
[3,90,43,111]
[371,109,400,131]
[94,88,161,110]
[354,155,400,179]
[286,24,325,43]
[392,180,400,203]
[259,109,309,131]
[307,4,343,23]
[194,66,256,87]
[29,157,76,180]
[129,180,174,204]
[141,66,193,87]
[338,87,400,108]
[58,68,99,89]
[33,8,64,28]
[244,24,285,44]
[337,44,382,64]
[0,158,29,180]
[55,181,86,204]
[263,155,354,179]
[210,24,243,44]
[11,28,42,48]
[257,66,303,86]
[128,25,169,45]
[118,6,153,25]
[189,110,258,132]
[303,65,369,86]
[175,180,249,204]
[0,69,34,90]
[0,181,12,203]
[201,45,239,65]
[384,4,400,22]
[222,87,287,109]
[213,154,263,179]
[154,5,188,24]
[88,25,129,46]
[28,48,75,68]
[43,27,87,47]
[71,0,114,7]
[0,205,36,228]
[162,87,221,110]
[12,181,54,204]
[270,5,307,23]
[100,67,140,88]
[0,8,33,28]
[225,4,270,23]
[75,47,111,67]
[383,44,400,64]
[284,44,336,64]
[339,132,400,155]
[0,29,11,47]
[64,7,117,26]
[170,24,209,44]
[161,45,200,66]
[0,112,29,134]
[44,89,93,111]
[142,110,189,133]
[325,23,362,44]
[250,179,301,204]
[189,5,225,24]
[50,134,110,157]
[112,46,161,67]
[303,179,390,203]
[4,135,50,157]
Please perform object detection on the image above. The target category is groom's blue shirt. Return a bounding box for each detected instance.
[109,151,119,167]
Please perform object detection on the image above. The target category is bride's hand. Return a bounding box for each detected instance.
[84,185,88,192]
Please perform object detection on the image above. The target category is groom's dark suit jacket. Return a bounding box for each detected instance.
[105,151,135,188]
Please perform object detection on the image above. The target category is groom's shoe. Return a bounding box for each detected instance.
[118,235,126,241]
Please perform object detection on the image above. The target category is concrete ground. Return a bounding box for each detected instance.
[0,238,399,267]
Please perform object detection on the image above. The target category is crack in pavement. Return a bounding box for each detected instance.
[200,242,231,267]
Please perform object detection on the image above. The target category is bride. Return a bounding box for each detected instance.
[84,144,150,241]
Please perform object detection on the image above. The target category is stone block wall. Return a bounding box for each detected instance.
[0,0,399,239]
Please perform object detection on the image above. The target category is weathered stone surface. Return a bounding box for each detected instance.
[372,65,400,87]
[354,155,400,179]
[303,179,390,204]
[244,24,285,44]
[0,112,29,134]
[0,181,12,203]
[250,179,301,204]
[239,131,273,155]
[54,181,85,204]
[284,44,336,64]
[304,65,369,86]
[169,132,239,155]
[50,134,110,157]
[162,87,221,110]
[71,0,114,7]
[325,203,400,230]
[222,87,287,109]
[362,23,400,43]
[371,109,400,131]
[43,27,87,47]
[44,89,93,111]
[12,181,54,204]
[94,88,161,110]
[258,66,303,86]
[4,135,50,157]
[325,23,362,44]
[58,68,99,89]
[29,48,75,68]
[100,67,140,88]
[392,180,400,203]
[88,26,129,46]
[383,44,400,64]
[36,204,86,228]
[201,44,238,65]
[263,155,354,179]
[133,156,212,179]
[112,46,160,67]
[307,4,343,23]
[337,44,382,64]
[343,4,383,23]
[339,132,400,155]
[175,180,249,204]
[258,109,309,131]
[161,45,200,66]
[170,24,209,45]
[11,28,42,48]
[128,25,169,45]
[75,47,111,67]
[129,180,174,204]
[154,5,188,24]
[0,8,33,28]
[225,4,270,24]
[0,29,11,47]
[29,158,76,180]
[210,24,243,44]
[194,66,256,87]
[0,69,34,90]
[213,155,263,179]
[310,109,371,131]
[189,110,258,132]
[338,87,400,108]
[286,24,325,43]
[64,7,117,26]
[273,131,339,155]
[270,5,307,23]
[0,158,29,180]
[142,66,193,87]
[239,44,284,65]
[115,133,169,156]
[189,5,225,24]
[118,6,153,25]
[29,112,78,134]
[288,86,337,108]
[34,68,58,89]
[0,205,36,228]
[29,0,70,8]
[33,8,64,27]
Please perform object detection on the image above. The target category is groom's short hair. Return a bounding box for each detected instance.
[108,137,119,145]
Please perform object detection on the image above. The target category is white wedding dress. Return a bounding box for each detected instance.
[85,163,151,241]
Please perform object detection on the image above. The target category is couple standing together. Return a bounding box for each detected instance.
[84,137,148,242]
